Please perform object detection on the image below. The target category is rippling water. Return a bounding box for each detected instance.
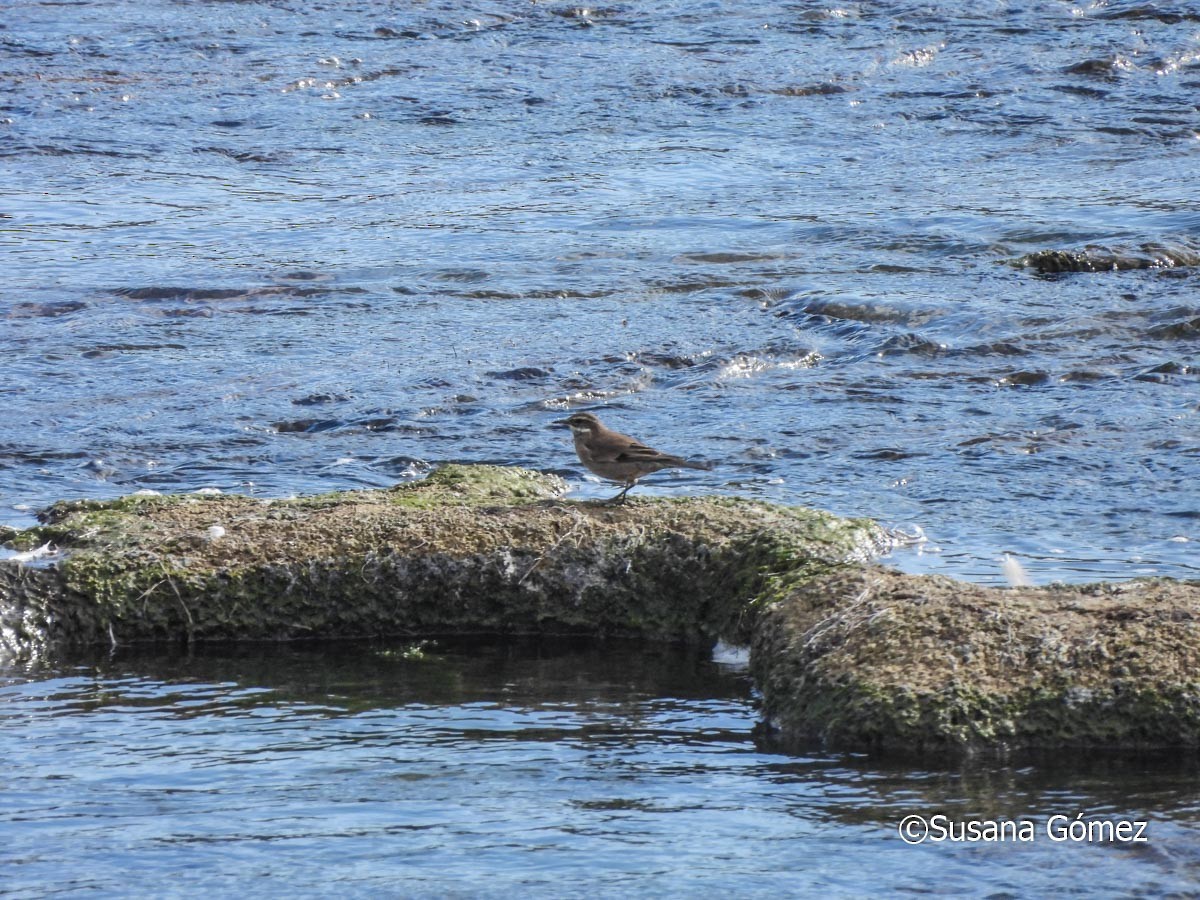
[2,0,1196,584]
[2,4,1199,891]
[2,638,1199,896]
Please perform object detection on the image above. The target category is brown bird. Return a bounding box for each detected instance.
[554,411,712,503]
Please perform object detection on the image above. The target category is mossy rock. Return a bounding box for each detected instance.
[752,566,1200,755]
[11,464,1198,754]
[0,464,886,661]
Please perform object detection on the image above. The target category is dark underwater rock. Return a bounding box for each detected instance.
[1016,242,1200,274]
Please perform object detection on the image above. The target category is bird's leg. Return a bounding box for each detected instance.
[607,481,636,504]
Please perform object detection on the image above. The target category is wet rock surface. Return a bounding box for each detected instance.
[4,464,1198,755]
[1016,242,1200,273]
[753,566,1200,755]
[0,465,882,658]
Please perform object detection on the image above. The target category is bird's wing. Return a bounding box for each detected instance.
[611,440,684,466]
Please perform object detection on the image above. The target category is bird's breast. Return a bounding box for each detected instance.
[572,433,596,464]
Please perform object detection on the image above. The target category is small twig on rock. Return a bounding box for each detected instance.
[161,566,194,644]
[519,510,587,585]
[803,582,888,655]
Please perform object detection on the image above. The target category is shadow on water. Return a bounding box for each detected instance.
[9,635,1200,789]
[15,634,747,714]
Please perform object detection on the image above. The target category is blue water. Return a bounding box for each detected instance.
[3,639,1200,897]
[2,1,1200,893]
[2,0,1197,584]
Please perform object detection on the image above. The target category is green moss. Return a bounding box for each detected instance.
[2,466,886,659]
[19,494,217,551]
[5,528,48,551]
[386,464,569,507]
[778,677,1200,754]
[42,492,197,521]
[275,465,568,512]
[8,464,1200,755]
[753,566,1200,755]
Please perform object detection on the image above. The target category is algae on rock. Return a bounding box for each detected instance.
[7,464,1200,755]
[0,464,886,661]
[752,565,1200,755]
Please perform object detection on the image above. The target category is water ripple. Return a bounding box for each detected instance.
[2,0,1198,589]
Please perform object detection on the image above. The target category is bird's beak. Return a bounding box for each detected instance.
[552,418,572,426]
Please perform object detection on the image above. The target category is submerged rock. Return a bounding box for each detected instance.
[1016,242,1200,274]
